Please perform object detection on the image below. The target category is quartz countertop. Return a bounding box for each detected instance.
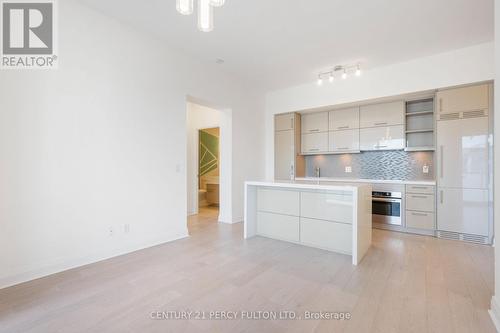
[245,180,371,192]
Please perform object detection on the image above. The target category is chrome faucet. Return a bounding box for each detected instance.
[315,167,321,178]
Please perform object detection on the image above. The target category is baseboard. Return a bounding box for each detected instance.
[0,231,189,290]
[489,295,500,332]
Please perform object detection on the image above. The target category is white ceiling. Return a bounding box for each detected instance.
[78,0,494,91]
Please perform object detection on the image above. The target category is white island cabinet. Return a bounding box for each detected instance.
[244,181,372,265]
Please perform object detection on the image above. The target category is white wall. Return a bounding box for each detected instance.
[186,102,220,216]
[0,0,265,289]
[264,42,495,179]
[490,0,500,329]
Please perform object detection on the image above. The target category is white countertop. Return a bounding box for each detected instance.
[245,180,371,192]
[294,177,436,186]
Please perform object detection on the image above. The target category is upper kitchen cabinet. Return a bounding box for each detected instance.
[360,125,405,151]
[301,132,329,154]
[360,101,405,128]
[436,84,489,116]
[329,129,360,153]
[301,112,329,134]
[329,107,360,131]
[275,113,295,131]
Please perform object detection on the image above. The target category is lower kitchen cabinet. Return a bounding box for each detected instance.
[257,212,300,242]
[359,125,404,151]
[405,193,435,212]
[405,211,435,230]
[257,188,300,216]
[300,191,353,224]
[404,184,436,234]
[300,218,352,254]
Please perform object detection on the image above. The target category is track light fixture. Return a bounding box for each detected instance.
[342,69,347,80]
[316,63,362,86]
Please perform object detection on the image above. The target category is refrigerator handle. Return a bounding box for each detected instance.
[440,190,444,204]
[440,145,444,178]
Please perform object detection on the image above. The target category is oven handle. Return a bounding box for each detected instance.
[372,198,401,203]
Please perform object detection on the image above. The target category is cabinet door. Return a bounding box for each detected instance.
[360,101,404,128]
[274,130,294,180]
[436,84,489,115]
[300,218,352,254]
[329,129,360,153]
[257,188,300,216]
[300,191,353,224]
[257,212,300,242]
[301,112,328,134]
[437,188,489,236]
[437,117,489,189]
[301,132,328,154]
[275,113,295,131]
[329,107,359,130]
[359,125,404,151]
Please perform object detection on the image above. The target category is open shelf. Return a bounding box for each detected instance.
[405,110,434,116]
[405,98,435,152]
[405,129,434,134]
[405,147,435,152]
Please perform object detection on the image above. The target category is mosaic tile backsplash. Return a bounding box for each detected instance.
[305,151,434,181]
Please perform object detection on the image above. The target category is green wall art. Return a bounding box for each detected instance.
[199,129,219,177]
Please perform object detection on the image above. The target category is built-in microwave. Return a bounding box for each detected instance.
[372,191,402,226]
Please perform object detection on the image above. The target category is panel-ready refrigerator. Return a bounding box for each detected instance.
[436,116,490,242]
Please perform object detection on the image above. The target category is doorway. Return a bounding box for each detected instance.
[198,127,220,215]
[186,99,232,226]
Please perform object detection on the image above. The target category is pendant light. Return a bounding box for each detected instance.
[209,0,225,7]
[198,0,214,32]
[176,0,193,15]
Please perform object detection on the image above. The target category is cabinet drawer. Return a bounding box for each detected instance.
[257,212,300,242]
[300,191,353,224]
[406,211,435,230]
[257,188,300,216]
[301,132,328,154]
[301,112,329,134]
[406,194,435,212]
[300,218,352,254]
[406,184,435,194]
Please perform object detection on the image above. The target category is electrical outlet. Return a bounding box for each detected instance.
[345,166,352,173]
[124,224,130,233]
[423,165,429,174]
[109,227,114,237]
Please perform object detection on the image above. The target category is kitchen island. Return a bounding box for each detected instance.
[244,181,372,265]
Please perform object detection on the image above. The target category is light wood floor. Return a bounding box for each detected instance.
[0,207,495,333]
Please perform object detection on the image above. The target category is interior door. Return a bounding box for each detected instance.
[274,130,294,180]
[437,117,489,189]
[437,188,489,236]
